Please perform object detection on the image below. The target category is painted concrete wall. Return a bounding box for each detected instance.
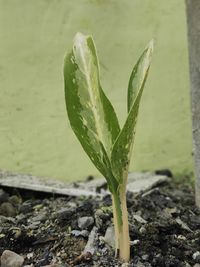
[0,0,193,181]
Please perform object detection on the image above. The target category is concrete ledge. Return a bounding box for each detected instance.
[0,170,170,197]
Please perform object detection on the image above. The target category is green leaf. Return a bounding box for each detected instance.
[127,40,154,112]
[63,32,120,188]
[111,41,154,183]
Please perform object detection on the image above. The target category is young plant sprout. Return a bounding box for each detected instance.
[63,33,153,262]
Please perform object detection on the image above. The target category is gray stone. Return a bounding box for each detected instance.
[71,230,89,237]
[139,226,146,234]
[142,254,149,260]
[53,207,76,220]
[0,202,16,217]
[1,250,24,267]
[176,218,192,232]
[131,239,140,245]
[78,216,94,229]
[135,261,145,267]
[133,214,147,224]
[84,226,98,255]
[177,235,186,240]
[26,252,34,260]
[104,226,115,248]
[193,251,200,261]
[94,209,104,228]
[80,178,107,193]
[27,221,40,230]
[32,214,46,222]
[0,215,15,224]
[19,202,32,214]
[127,173,170,194]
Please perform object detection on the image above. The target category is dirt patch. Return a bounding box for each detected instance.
[0,180,199,266]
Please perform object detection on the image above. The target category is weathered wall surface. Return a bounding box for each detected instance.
[186,0,200,203]
[0,0,192,181]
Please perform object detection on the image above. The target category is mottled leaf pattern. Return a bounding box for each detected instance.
[64,32,153,193]
[63,33,120,188]
[111,41,153,183]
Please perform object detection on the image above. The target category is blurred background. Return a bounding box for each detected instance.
[0,0,193,181]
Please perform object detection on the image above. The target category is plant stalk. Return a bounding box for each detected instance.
[112,178,130,262]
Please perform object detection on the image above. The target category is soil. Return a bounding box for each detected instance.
[0,177,199,267]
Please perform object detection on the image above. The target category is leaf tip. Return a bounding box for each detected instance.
[147,39,154,59]
[74,32,93,47]
[74,32,85,41]
[148,39,154,50]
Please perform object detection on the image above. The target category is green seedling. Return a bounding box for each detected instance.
[63,32,153,262]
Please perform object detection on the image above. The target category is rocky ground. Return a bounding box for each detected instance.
[0,174,200,267]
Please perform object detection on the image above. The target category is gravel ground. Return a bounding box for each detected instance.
[0,178,199,267]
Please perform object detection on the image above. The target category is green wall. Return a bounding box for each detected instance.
[0,0,193,181]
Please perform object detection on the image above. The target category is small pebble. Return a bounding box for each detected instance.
[193,251,200,261]
[54,207,76,220]
[133,214,147,224]
[131,239,140,245]
[19,202,32,214]
[177,235,186,240]
[142,254,149,260]
[71,229,89,237]
[176,218,192,232]
[0,202,16,217]
[84,226,98,255]
[27,221,40,230]
[36,249,53,266]
[78,216,94,229]
[121,263,130,267]
[26,252,34,259]
[94,209,104,228]
[32,214,46,222]
[135,261,145,267]
[139,226,146,234]
[104,226,115,248]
